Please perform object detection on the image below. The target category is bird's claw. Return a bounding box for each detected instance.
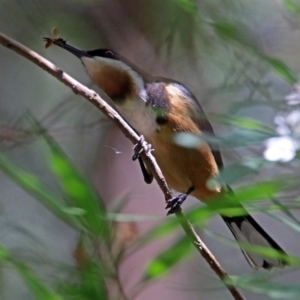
[132,135,153,161]
[165,193,188,215]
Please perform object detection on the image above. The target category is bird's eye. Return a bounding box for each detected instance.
[105,50,114,58]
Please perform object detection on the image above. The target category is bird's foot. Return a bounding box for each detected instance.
[165,186,194,215]
[132,135,153,161]
[165,193,189,215]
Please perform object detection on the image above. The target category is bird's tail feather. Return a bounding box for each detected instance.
[222,214,288,269]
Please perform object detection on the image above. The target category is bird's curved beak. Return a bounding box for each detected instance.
[43,37,92,58]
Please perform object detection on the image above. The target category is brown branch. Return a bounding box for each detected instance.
[0,32,245,300]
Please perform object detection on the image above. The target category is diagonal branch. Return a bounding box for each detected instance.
[0,32,245,300]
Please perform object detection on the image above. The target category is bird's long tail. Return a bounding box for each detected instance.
[222,213,288,269]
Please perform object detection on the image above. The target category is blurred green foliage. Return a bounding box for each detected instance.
[1,0,300,299]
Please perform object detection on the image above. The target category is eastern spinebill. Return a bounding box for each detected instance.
[44,37,288,269]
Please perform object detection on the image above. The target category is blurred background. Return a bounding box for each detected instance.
[1,0,300,299]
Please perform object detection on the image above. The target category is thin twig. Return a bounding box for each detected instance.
[0,32,245,300]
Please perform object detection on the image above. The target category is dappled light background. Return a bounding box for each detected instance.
[1,0,300,299]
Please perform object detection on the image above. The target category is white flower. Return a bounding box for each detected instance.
[264,136,297,162]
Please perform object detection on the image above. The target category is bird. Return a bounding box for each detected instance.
[44,37,288,269]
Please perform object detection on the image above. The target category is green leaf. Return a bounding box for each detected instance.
[214,159,269,185]
[45,135,106,236]
[127,217,185,260]
[144,218,181,241]
[214,164,254,185]
[214,115,275,134]
[174,115,275,149]
[264,57,298,84]
[170,0,197,13]
[211,21,297,83]
[210,20,297,84]
[212,21,242,41]
[205,229,298,266]
[262,210,300,234]
[26,114,104,235]
[174,131,271,149]
[284,0,300,17]
[61,207,86,216]
[210,21,255,50]
[145,235,192,279]
[76,262,108,300]
[0,152,79,228]
[230,180,288,204]
[185,180,291,225]
[13,262,63,300]
[131,217,181,252]
[0,245,10,261]
[229,275,300,299]
[222,131,271,147]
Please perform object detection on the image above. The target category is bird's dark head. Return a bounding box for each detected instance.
[44,38,146,102]
[86,48,118,60]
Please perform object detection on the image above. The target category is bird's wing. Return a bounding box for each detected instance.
[160,80,224,169]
